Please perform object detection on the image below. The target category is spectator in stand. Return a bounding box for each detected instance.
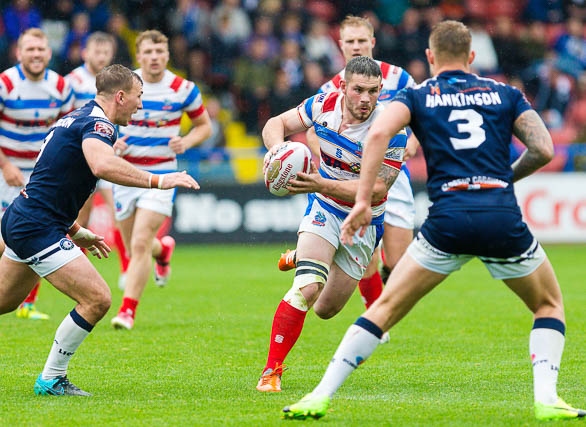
[166,0,211,50]
[73,0,111,32]
[467,17,498,76]
[246,14,280,60]
[553,16,586,79]
[232,36,276,134]
[0,19,9,71]
[565,72,586,142]
[295,60,327,101]
[304,17,345,75]
[65,31,130,287]
[523,0,565,23]
[110,30,212,331]
[374,0,409,26]
[207,0,251,89]
[60,12,91,75]
[532,56,574,128]
[280,11,305,45]
[105,13,133,69]
[0,28,73,320]
[198,96,227,161]
[2,0,42,45]
[279,38,304,90]
[269,68,297,116]
[210,0,251,48]
[394,8,428,68]
[406,57,429,83]
[491,16,527,79]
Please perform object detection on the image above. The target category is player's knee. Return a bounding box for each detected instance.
[313,302,342,319]
[284,258,330,311]
[90,286,112,319]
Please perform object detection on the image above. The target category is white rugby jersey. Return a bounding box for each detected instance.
[319,60,415,105]
[298,91,407,223]
[0,64,73,170]
[66,65,97,109]
[119,69,206,172]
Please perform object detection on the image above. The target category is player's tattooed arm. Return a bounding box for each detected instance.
[511,109,554,182]
[376,164,399,195]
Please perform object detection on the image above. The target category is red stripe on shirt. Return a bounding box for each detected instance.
[330,74,342,89]
[383,159,403,170]
[0,73,14,93]
[380,62,391,78]
[170,76,184,92]
[322,92,339,113]
[1,147,39,159]
[0,113,56,127]
[186,104,205,119]
[128,117,182,128]
[122,155,175,165]
[56,75,65,94]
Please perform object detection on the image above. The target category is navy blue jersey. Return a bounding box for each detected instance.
[2,101,117,256]
[394,70,534,257]
[395,70,532,211]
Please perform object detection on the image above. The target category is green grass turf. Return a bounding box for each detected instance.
[1,243,586,426]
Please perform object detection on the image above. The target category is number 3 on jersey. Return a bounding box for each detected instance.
[448,109,486,150]
[36,129,54,162]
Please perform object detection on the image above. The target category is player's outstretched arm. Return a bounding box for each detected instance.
[511,109,554,182]
[82,137,200,190]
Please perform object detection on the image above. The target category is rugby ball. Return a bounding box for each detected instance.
[264,141,312,197]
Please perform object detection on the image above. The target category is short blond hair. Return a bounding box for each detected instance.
[17,28,48,49]
[135,29,168,51]
[96,64,142,95]
[339,15,374,38]
[429,20,471,64]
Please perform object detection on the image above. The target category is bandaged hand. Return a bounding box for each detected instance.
[68,223,111,259]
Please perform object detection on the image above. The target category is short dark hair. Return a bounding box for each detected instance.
[96,64,142,95]
[344,56,381,80]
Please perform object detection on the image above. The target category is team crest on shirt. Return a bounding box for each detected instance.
[430,84,441,95]
[93,121,114,138]
[311,211,326,227]
[59,238,75,250]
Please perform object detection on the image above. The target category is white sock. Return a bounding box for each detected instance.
[312,321,381,398]
[42,311,91,379]
[530,327,564,405]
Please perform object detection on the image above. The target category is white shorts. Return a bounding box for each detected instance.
[97,179,113,191]
[299,199,378,280]
[112,184,175,221]
[0,169,32,219]
[384,168,415,229]
[3,238,84,277]
[407,232,545,280]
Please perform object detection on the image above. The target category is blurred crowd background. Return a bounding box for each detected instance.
[1,0,585,182]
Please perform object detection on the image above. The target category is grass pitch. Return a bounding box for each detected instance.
[1,243,586,426]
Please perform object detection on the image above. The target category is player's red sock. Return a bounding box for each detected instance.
[113,228,129,272]
[119,297,139,318]
[22,282,41,304]
[265,300,307,370]
[358,271,383,308]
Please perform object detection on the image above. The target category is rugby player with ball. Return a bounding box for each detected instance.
[256,56,407,392]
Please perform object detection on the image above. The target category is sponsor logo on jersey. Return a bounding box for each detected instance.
[93,121,114,138]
